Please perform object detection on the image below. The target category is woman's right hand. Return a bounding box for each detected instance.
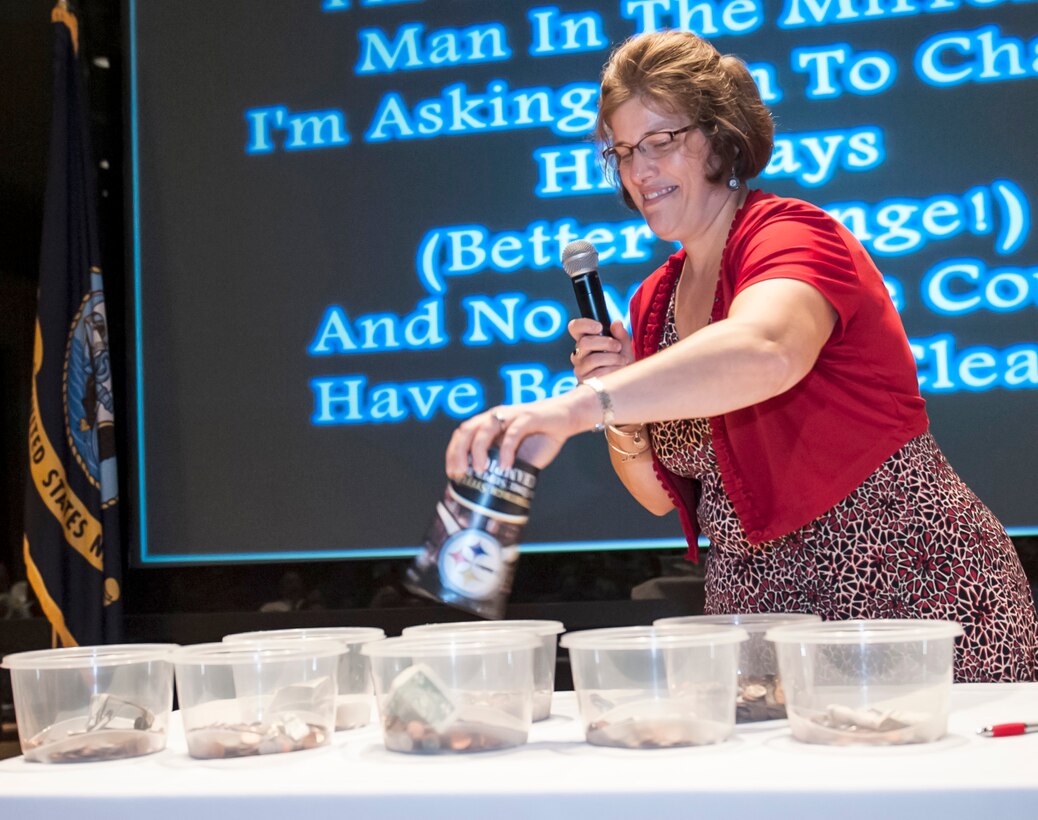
[569,318,634,381]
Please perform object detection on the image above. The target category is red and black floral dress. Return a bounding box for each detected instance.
[651,291,1038,683]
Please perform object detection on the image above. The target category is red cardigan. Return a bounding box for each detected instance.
[630,190,929,560]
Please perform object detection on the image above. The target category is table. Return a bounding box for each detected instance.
[2,685,1036,819]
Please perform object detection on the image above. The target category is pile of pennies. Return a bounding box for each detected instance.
[24,728,164,763]
[185,716,328,759]
[735,674,787,722]
[584,697,731,749]
[586,714,729,749]
[382,709,527,753]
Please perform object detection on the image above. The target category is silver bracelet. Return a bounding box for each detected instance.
[582,377,615,432]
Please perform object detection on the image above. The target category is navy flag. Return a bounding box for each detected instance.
[24,1,123,646]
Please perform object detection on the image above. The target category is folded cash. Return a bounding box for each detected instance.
[384,664,458,733]
[821,704,914,732]
[268,676,336,717]
[81,694,155,733]
[532,689,552,722]
[334,694,373,730]
[454,703,527,734]
[593,697,698,725]
[793,703,935,745]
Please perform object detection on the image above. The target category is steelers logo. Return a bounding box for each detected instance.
[437,528,504,601]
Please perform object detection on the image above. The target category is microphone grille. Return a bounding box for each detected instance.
[561,240,599,278]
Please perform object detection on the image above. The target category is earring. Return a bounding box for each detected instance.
[727,170,740,191]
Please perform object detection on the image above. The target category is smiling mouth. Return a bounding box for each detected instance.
[643,186,677,202]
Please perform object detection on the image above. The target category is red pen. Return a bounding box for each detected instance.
[977,722,1038,738]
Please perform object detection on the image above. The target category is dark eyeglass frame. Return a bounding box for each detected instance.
[602,125,696,165]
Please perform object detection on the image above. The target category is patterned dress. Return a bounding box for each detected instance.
[651,292,1038,682]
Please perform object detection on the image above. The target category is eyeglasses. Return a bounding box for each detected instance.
[602,125,696,166]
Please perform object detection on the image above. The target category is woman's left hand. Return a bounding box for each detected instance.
[569,318,633,382]
[444,392,592,479]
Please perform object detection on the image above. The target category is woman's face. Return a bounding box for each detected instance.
[609,96,728,249]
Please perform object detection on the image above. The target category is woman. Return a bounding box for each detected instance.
[445,31,1037,682]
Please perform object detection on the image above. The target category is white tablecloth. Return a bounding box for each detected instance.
[2,684,1037,820]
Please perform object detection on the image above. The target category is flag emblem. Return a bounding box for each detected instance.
[64,273,118,505]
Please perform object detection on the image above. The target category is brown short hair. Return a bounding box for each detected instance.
[596,31,774,206]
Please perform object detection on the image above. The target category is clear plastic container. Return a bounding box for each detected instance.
[655,613,821,722]
[402,619,564,720]
[765,619,964,745]
[222,627,385,730]
[362,632,538,754]
[172,639,342,758]
[1,643,177,763]
[560,625,747,749]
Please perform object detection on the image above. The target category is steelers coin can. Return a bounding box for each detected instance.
[405,449,538,619]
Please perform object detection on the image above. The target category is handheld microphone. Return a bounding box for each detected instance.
[561,240,612,337]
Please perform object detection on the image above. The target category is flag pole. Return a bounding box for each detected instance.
[51,0,79,56]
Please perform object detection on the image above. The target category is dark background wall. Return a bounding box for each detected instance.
[1,1,55,590]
